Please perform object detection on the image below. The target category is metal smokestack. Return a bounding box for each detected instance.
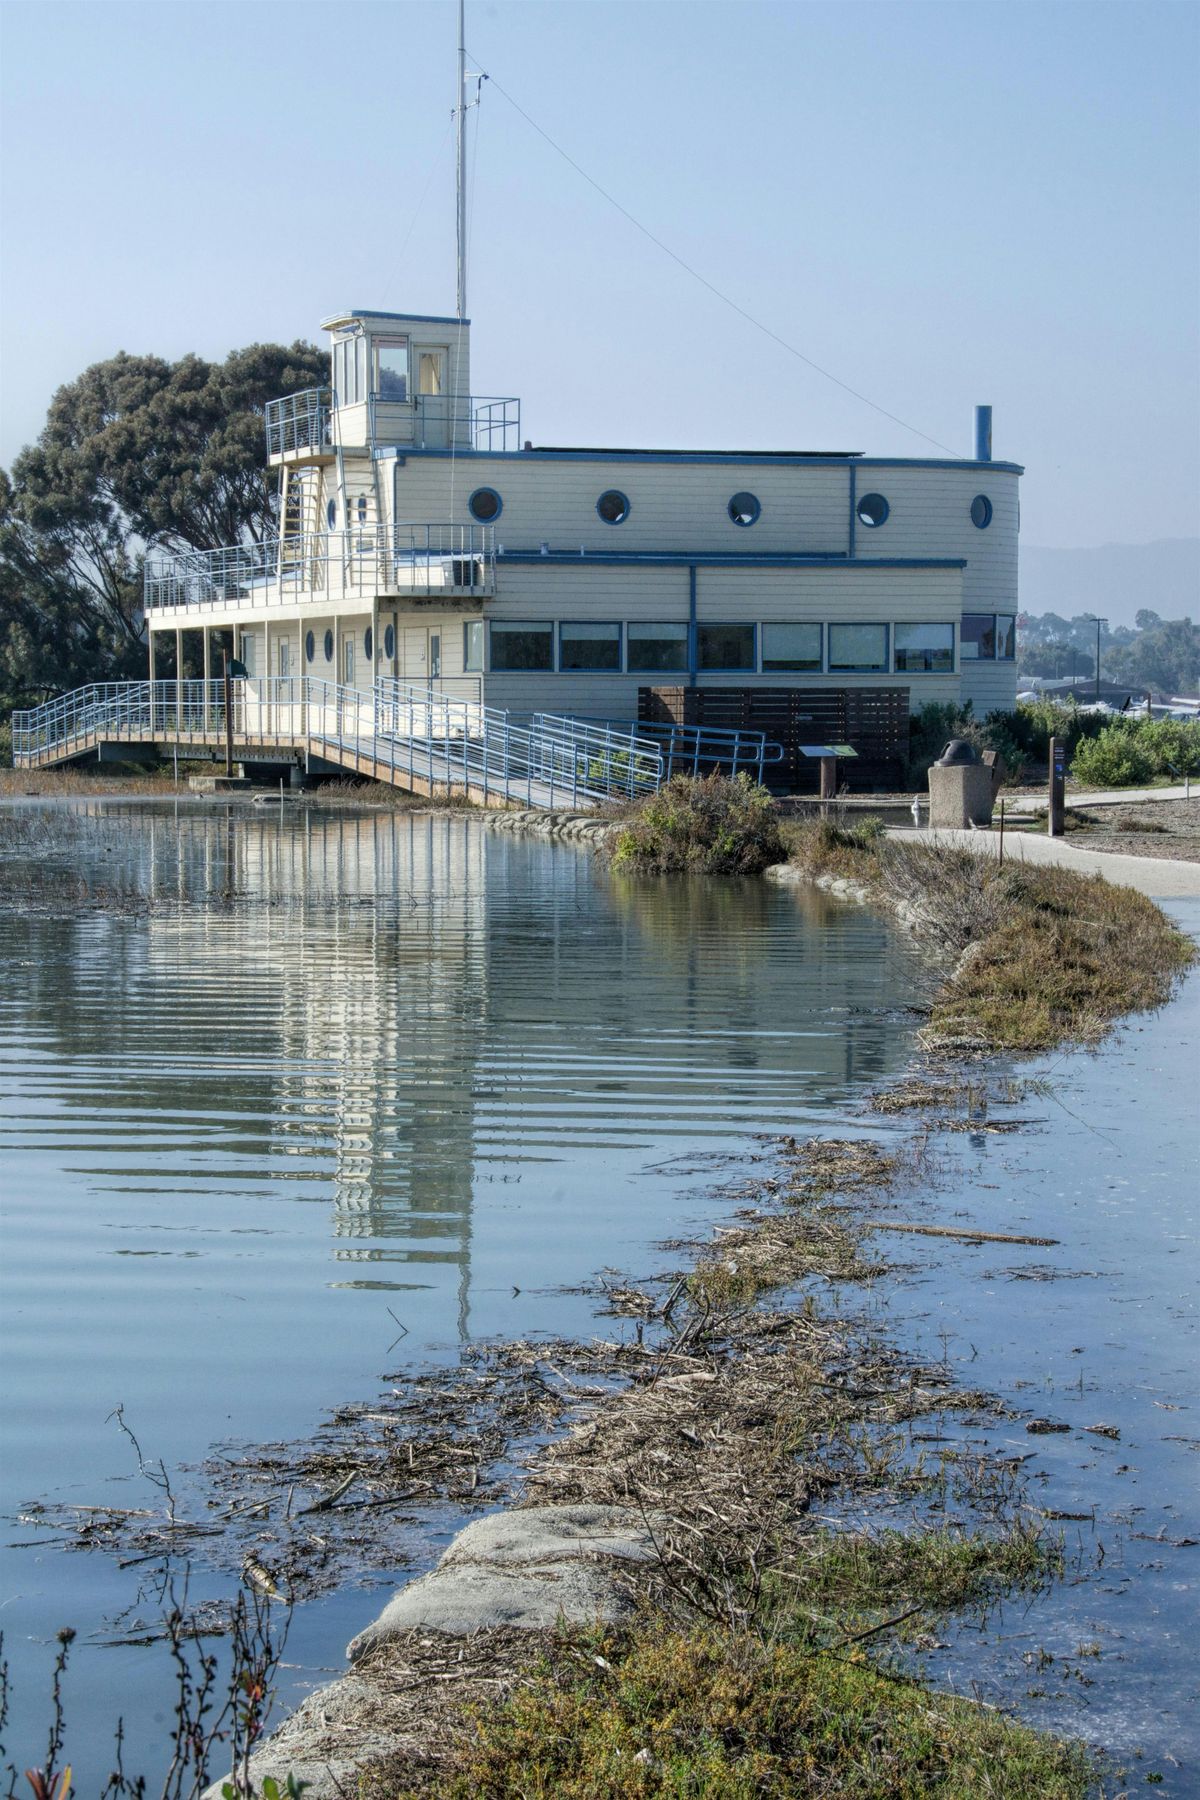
[974,405,993,462]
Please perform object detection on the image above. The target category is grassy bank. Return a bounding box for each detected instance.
[785,814,1195,1050]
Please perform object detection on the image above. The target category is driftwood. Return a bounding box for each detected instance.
[872,1221,1059,1247]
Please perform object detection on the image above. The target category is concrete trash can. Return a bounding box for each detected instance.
[927,739,995,828]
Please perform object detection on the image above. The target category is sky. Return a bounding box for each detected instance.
[1,0,1197,551]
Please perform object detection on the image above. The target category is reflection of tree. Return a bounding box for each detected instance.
[599,867,913,1096]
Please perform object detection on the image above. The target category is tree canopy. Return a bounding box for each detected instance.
[1,341,326,714]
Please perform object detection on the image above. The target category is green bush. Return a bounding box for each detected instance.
[607,773,785,875]
[1136,716,1200,778]
[1070,726,1155,788]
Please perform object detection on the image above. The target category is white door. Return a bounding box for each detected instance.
[402,626,428,685]
[278,638,291,678]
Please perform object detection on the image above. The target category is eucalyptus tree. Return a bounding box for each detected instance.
[1,341,326,710]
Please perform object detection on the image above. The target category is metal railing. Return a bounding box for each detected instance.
[411,394,520,452]
[264,388,331,457]
[264,386,521,456]
[372,680,662,805]
[143,523,496,614]
[532,714,784,786]
[12,678,664,809]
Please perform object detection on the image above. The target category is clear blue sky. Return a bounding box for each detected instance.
[1,0,1196,550]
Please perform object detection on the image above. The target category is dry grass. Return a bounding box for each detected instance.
[783,819,1196,1053]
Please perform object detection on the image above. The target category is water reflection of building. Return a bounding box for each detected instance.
[16,807,917,1340]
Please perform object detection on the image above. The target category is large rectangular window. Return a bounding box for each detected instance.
[996,615,1016,661]
[828,623,889,672]
[373,337,409,402]
[961,614,996,659]
[894,622,954,673]
[627,621,688,673]
[559,621,621,671]
[463,620,484,672]
[698,623,756,671]
[761,622,822,671]
[489,621,554,672]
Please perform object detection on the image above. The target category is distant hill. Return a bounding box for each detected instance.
[1019,539,1199,628]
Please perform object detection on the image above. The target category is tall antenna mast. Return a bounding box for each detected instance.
[456,0,467,319]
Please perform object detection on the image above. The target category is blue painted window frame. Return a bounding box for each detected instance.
[463,620,485,672]
[970,494,993,529]
[323,628,334,663]
[828,622,890,672]
[384,624,396,661]
[596,489,631,525]
[469,486,503,523]
[697,622,757,673]
[856,492,890,529]
[489,621,555,672]
[626,621,689,674]
[558,621,623,672]
[305,629,315,665]
[761,622,823,672]
[326,499,337,530]
[728,491,761,528]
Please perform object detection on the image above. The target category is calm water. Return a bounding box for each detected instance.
[2,805,1194,1791]
[0,802,921,1782]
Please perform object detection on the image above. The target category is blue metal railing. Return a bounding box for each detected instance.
[532,714,784,786]
[11,679,665,810]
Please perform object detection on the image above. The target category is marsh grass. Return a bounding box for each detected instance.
[784,819,1196,1051]
[389,1618,1091,1799]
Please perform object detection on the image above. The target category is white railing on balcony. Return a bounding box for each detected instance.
[264,388,331,457]
[11,679,665,809]
[143,524,496,615]
[264,386,521,456]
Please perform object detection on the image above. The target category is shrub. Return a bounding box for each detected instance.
[1070,726,1155,788]
[607,773,785,875]
[1136,716,1200,778]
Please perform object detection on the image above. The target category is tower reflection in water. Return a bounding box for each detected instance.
[44,804,914,1342]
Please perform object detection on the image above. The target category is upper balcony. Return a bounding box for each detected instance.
[264,388,521,461]
[144,523,496,617]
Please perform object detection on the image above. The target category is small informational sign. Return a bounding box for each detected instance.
[1048,734,1066,837]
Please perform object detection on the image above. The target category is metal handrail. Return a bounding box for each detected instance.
[11,678,665,809]
[532,713,785,785]
[143,522,496,614]
[264,388,332,457]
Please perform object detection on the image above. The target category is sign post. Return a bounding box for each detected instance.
[1048,735,1065,837]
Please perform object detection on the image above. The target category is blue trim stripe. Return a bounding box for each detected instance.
[393,446,1024,474]
[500,551,966,569]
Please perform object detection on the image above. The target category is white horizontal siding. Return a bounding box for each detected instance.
[853,465,1018,618]
[960,661,1018,715]
[390,456,851,555]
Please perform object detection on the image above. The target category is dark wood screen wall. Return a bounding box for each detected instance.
[638,686,911,791]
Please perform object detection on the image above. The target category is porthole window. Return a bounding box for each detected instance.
[728,491,760,528]
[323,629,334,663]
[469,486,502,523]
[596,489,630,525]
[384,624,395,660]
[970,494,993,529]
[305,629,315,665]
[857,492,889,528]
[326,498,337,530]
[364,626,374,661]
